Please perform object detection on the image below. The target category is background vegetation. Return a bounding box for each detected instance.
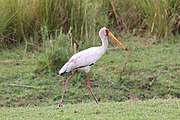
[0,0,179,48]
[0,0,179,113]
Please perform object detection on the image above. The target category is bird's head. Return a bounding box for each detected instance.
[99,27,127,51]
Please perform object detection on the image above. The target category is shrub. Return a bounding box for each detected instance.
[35,29,71,74]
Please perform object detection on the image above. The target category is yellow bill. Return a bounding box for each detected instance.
[108,31,126,50]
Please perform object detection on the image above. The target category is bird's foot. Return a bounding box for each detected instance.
[59,99,63,107]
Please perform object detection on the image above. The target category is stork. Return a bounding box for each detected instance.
[59,27,126,107]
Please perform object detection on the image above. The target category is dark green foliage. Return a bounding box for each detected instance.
[35,29,71,74]
[48,50,69,73]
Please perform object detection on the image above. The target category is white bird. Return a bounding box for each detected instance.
[59,27,126,107]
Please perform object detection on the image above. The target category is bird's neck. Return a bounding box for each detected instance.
[100,34,108,52]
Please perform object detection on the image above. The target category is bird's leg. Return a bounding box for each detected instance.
[87,71,99,104]
[59,69,78,107]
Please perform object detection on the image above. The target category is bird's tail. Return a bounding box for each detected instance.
[59,72,65,76]
[59,62,69,76]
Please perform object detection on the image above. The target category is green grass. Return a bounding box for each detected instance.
[0,99,179,120]
[0,37,179,107]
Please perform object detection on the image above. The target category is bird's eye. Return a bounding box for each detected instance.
[105,29,109,36]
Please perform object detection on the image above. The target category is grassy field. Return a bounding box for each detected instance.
[0,99,180,120]
[0,1,179,119]
[0,37,179,107]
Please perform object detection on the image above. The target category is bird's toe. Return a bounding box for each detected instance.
[59,99,63,107]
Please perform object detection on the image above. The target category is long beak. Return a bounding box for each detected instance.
[108,31,125,50]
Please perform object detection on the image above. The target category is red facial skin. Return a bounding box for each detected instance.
[105,28,109,36]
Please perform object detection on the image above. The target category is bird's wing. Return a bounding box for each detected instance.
[66,52,94,71]
[59,47,102,75]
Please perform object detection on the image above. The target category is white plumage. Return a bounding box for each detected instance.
[59,47,104,74]
[59,27,110,75]
[58,27,126,107]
